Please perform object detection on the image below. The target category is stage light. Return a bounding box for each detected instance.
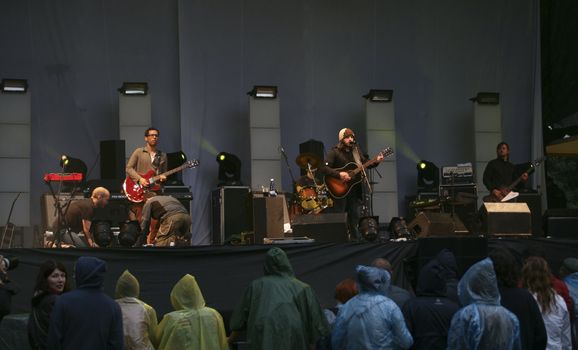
[60,155,69,167]
[216,152,242,186]
[166,151,187,185]
[59,156,87,179]
[91,221,113,247]
[118,82,148,96]
[359,216,379,242]
[119,220,140,247]
[247,85,278,99]
[469,92,499,105]
[416,160,439,192]
[1,79,28,93]
[363,89,393,102]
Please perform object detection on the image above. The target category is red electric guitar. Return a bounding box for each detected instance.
[324,147,394,199]
[123,160,199,202]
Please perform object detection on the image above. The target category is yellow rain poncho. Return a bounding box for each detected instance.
[115,270,158,350]
[230,247,329,350]
[156,274,228,350]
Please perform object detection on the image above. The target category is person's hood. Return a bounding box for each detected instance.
[416,258,447,297]
[170,274,205,310]
[436,249,458,280]
[458,258,500,306]
[75,256,106,289]
[356,265,390,295]
[263,247,294,277]
[115,270,140,298]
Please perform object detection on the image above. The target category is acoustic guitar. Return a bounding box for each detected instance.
[123,160,199,203]
[482,158,542,202]
[324,147,393,199]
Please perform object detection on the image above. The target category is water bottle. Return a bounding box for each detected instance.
[269,178,277,197]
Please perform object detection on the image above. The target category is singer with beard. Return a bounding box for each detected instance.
[324,128,384,240]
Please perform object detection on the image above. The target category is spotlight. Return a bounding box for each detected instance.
[216,152,242,186]
[91,221,113,247]
[118,82,148,96]
[469,92,499,105]
[60,155,69,167]
[359,216,379,242]
[417,160,439,192]
[166,151,187,185]
[247,85,278,99]
[363,89,393,102]
[388,217,415,240]
[59,155,87,180]
[1,79,28,93]
[118,221,140,247]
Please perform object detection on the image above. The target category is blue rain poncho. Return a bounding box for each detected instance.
[332,265,413,350]
[447,258,521,350]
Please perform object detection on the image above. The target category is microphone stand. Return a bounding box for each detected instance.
[1,192,21,248]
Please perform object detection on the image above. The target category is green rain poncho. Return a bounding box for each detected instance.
[156,274,228,350]
[230,247,329,350]
[115,270,158,350]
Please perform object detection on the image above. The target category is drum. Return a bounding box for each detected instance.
[299,186,319,211]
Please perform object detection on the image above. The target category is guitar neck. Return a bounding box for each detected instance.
[152,164,187,181]
[350,158,379,176]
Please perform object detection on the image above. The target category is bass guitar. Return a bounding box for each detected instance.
[324,147,394,199]
[123,159,199,203]
[482,158,542,202]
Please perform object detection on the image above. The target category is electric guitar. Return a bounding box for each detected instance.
[482,158,542,202]
[324,147,394,199]
[123,160,199,203]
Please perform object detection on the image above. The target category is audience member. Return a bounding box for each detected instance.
[402,256,459,349]
[332,265,413,350]
[46,256,123,350]
[156,274,227,350]
[559,257,578,346]
[28,260,71,350]
[229,247,329,349]
[371,257,412,308]
[489,248,547,350]
[115,270,158,350]
[447,258,520,349]
[435,249,460,305]
[522,256,571,350]
[324,278,358,327]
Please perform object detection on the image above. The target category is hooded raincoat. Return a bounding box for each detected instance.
[155,274,227,350]
[230,247,329,350]
[447,258,521,350]
[402,257,459,349]
[332,265,413,350]
[115,270,158,350]
[46,256,123,350]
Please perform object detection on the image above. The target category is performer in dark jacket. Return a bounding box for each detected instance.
[324,128,384,240]
[28,260,70,350]
[46,256,123,350]
[483,142,528,201]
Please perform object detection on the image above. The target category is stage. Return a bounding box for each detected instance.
[2,237,578,324]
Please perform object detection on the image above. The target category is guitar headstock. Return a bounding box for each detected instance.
[185,159,200,168]
[379,147,394,158]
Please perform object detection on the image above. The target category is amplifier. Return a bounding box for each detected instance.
[41,193,85,232]
[291,213,348,242]
[480,202,531,236]
[211,186,253,244]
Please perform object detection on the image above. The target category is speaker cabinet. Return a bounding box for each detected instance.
[480,202,531,236]
[543,208,578,239]
[253,197,285,243]
[211,186,253,244]
[41,193,85,232]
[518,192,543,236]
[408,212,468,237]
[100,140,126,180]
[291,213,348,242]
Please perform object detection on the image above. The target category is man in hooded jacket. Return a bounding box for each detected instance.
[332,265,413,350]
[155,274,227,350]
[447,258,521,350]
[115,270,158,350]
[402,256,460,349]
[46,256,123,350]
[229,247,329,350]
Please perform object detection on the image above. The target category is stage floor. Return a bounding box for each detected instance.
[2,237,577,326]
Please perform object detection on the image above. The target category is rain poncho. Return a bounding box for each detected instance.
[46,256,123,350]
[115,270,158,350]
[447,258,521,350]
[332,265,413,350]
[436,249,459,305]
[402,256,459,349]
[156,274,227,350]
[564,272,578,316]
[230,247,329,350]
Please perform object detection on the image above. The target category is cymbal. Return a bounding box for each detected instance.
[295,153,322,169]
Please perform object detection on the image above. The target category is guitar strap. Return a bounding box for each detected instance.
[352,146,363,167]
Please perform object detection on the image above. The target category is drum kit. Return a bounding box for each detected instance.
[292,152,333,215]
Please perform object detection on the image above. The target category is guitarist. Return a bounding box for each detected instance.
[323,128,384,240]
[125,127,168,220]
[482,142,529,202]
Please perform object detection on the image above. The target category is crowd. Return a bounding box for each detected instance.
[14,246,578,350]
